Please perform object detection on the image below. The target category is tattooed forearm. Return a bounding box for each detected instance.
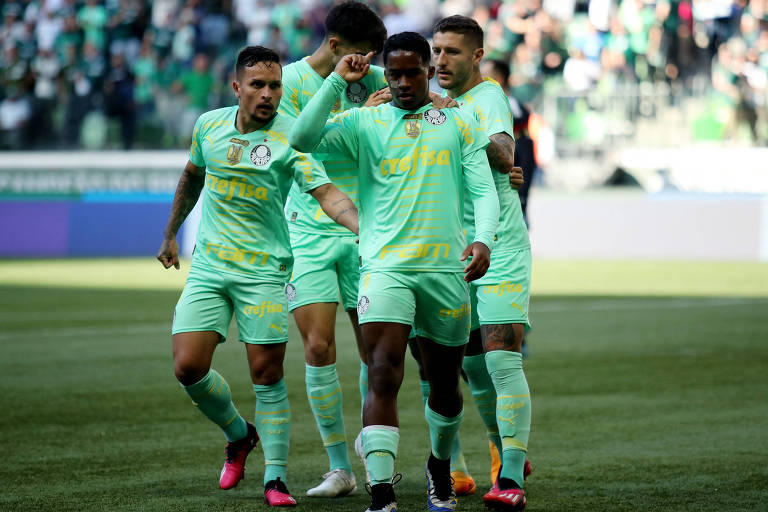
[164,163,205,237]
[481,323,525,352]
[312,184,359,235]
[486,133,516,174]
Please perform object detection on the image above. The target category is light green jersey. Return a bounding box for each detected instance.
[451,79,530,253]
[291,72,500,274]
[188,106,329,280]
[279,58,387,235]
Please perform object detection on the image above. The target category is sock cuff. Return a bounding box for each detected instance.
[305,363,338,384]
[253,378,288,402]
[182,369,217,397]
[362,425,400,457]
[462,353,488,375]
[485,349,523,373]
[424,403,464,426]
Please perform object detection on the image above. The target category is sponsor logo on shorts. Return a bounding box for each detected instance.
[482,281,524,296]
[424,109,446,125]
[346,82,368,103]
[380,243,450,259]
[285,284,297,302]
[243,301,283,317]
[439,303,469,320]
[250,144,272,166]
[357,295,370,315]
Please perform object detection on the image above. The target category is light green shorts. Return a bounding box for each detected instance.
[172,265,289,344]
[470,248,532,331]
[287,231,359,312]
[357,271,470,347]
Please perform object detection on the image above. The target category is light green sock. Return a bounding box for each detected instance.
[182,369,247,442]
[253,378,291,484]
[425,403,463,461]
[306,363,351,472]
[359,361,368,414]
[419,379,430,405]
[362,426,399,485]
[463,354,503,454]
[485,350,531,486]
[450,438,468,473]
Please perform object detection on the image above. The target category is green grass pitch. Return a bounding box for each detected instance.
[1,259,767,511]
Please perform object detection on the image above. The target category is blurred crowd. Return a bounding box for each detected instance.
[1,0,766,150]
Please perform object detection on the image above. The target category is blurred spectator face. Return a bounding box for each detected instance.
[432,31,483,92]
[193,54,209,73]
[233,61,282,124]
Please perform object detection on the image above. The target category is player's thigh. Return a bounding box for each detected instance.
[356,271,416,327]
[336,236,361,311]
[475,248,532,329]
[413,272,471,347]
[286,231,341,311]
[230,278,289,344]
[172,267,233,341]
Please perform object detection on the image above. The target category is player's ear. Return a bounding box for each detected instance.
[328,36,339,54]
[473,47,484,64]
[232,80,240,99]
[427,65,435,80]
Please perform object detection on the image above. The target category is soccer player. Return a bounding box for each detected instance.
[277,1,387,498]
[290,33,500,512]
[430,15,534,511]
[156,46,358,507]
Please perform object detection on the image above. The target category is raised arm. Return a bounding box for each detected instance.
[309,183,359,235]
[290,52,373,153]
[157,160,205,269]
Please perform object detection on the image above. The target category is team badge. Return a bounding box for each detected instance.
[285,284,297,302]
[424,109,446,125]
[346,82,368,103]
[404,113,422,139]
[250,144,271,166]
[357,295,370,315]
[226,144,243,165]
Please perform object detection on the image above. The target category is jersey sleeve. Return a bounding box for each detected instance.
[459,114,499,250]
[289,149,330,193]
[188,114,206,167]
[289,72,360,160]
[277,65,302,119]
[480,85,516,138]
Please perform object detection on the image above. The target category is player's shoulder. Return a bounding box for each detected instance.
[443,105,476,124]
[196,106,237,130]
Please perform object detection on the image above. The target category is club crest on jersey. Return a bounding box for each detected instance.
[424,109,446,125]
[346,82,368,103]
[357,295,370,315]
[285,284,297,302]
[226,144,243,165]
[250,144,271,166]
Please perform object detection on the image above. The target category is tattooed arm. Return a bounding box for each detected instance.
[310,183,359,236]
[157,160,206,269]
[486,132,524,189]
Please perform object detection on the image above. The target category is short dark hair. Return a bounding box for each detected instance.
[382,32,431,65]
[325,1,387,54]
[485,59,510,86]
[235,46,280,77]
[433,15,484,50]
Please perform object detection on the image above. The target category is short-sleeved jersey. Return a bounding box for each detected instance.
[309,99,496,274]
[279,58,387,235]
[189,106,329,280]
[451,79,530,253]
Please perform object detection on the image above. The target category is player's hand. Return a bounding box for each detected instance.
[157,236,180,270]
[429,91,458,109]
[335,52,374,83]
[461,241,491,282]
[365,87,392,107]
[509,166,524,189]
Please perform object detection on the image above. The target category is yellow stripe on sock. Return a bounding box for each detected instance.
[502,438,527,451]
[255,409,291,415]
[308,388,341,400]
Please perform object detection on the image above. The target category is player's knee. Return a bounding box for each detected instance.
[174,357,209,386]
[368,357,404,396]
[249,362,283,386]
[305,333,333,365]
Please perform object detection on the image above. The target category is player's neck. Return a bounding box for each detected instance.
[306,46,335,79]
[447,69,484,98]
[235,109,274,134]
